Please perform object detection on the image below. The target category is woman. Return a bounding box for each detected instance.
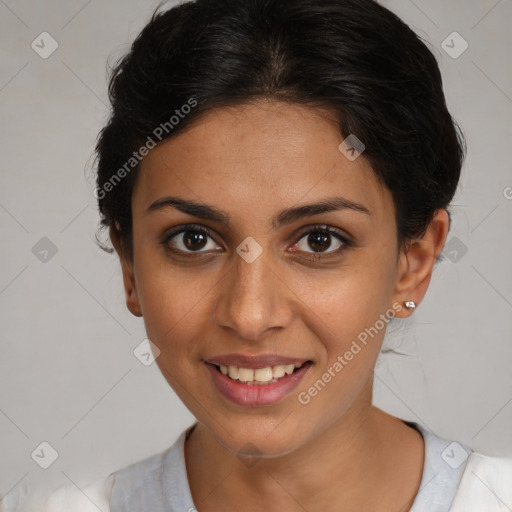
[5,0,511,510]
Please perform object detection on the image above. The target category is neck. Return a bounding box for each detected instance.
[185,399,424,511]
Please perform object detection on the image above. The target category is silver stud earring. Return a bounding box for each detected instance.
[404,301,416,311]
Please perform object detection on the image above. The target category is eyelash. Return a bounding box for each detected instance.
[160,223,353,261]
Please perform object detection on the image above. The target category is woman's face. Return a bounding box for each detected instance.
[122,100,408,456]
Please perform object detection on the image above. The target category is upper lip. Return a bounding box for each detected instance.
[205,354,311,369]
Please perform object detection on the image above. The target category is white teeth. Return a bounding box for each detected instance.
[284,364,295,375]
[254,367,273,382]
[237,368,254,382]
[228,366,239,379]
[272,365,286,378]
[217,362,306,384]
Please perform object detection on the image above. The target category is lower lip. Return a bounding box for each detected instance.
[205,362,312,407]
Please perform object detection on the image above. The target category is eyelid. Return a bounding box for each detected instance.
[289,224,353,260]
[161,223,218,248]
[291,223,353,244]
[161,222,354,259]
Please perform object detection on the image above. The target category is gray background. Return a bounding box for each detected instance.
[1,0,511,500]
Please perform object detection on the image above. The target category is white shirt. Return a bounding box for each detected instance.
[3,421,512,512]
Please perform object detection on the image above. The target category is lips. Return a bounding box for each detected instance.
[204,354,313,406]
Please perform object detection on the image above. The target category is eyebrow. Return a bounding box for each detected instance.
[147,195,371,229]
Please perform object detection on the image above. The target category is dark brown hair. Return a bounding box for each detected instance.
[95,0,465,259]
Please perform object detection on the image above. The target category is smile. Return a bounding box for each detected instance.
[215,362,306,385]
[205,358,313,407]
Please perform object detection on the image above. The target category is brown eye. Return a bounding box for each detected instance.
[292,225,351,257]
[306,231,333,252]
[162,224,221,253]
[182,230,208,251]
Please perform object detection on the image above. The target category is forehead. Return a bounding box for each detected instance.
[133,100,393,224]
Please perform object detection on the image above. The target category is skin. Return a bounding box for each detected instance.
[110,99,450,511]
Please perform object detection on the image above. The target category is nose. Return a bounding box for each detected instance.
[214,245,293,342]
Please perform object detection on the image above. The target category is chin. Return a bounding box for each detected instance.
[209,417,307,459]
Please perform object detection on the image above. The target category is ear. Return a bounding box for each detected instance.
[391,209,450,318]
[110,224,143,317]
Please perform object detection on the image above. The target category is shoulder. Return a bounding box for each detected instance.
[30,446,166,512]
[449,452,512,511]
[47,475,115,512]
[0,475,115,512]
[0,427,194,512]
[27,426,193,512]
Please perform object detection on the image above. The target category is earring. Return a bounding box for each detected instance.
[404,301,416,311]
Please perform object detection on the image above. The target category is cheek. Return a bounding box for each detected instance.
[133,248,213,357]
[311,290,389,383]
[297,252,397,341]
[292,271,394,422]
